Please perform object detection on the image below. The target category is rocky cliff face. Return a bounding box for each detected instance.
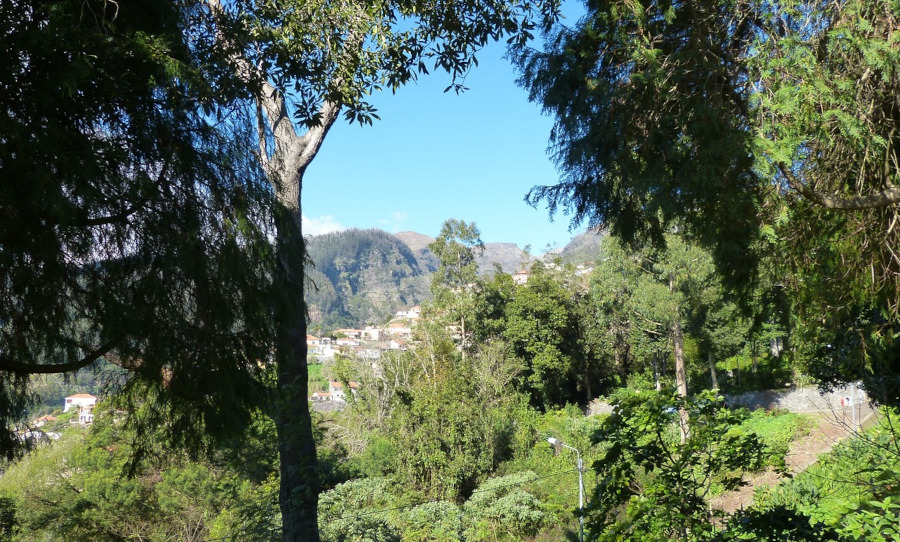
[395,231,534,275]
[557,227,605,264]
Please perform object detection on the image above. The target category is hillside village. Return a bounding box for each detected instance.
[304,262,597,407]
[306,306,422,407]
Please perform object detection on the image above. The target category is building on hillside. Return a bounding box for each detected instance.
[78,407,94,425]
[309,391,332,402]
[64,393,97,413]
[334,328,362,340]
[306,334,322,353]
[362,326,382,341]
[33,415,58,428]
[64,394,97,425]
[513,270,529,285]
[388,321,412,338]
[393,306,422,320]
[328,380,360,402]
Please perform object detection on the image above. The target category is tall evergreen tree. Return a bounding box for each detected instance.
[0,0,276,459]
[514,0,900,406]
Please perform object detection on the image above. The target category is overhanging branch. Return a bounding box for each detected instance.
[0,336,124,375]
[778,163,900,209]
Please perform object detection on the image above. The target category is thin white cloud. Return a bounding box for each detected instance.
[302,214,346,236]
[377,211,408,233]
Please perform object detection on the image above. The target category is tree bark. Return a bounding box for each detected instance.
[751,340,759,374]
[671,274,688,442]
[273,203,320,541]
[708,351,719,390]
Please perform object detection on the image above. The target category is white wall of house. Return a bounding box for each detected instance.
[63,394,97,413]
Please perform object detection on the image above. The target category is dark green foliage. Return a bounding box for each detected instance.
[502,263,588,408]
[386,359,517,501]
[799,307,900,408]
[712,506,840,541]
[0,409,243,541]
[514,0,762,290]
[470,261,612,408]
[0,497,19,539]
[0,0,278,459]
[514,0,900,408]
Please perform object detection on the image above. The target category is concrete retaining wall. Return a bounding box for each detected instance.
[725,383,868,414]
[587,383,872,419]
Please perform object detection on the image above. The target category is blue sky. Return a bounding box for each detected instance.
[302,16,588,254]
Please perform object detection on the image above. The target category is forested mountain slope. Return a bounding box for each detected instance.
[305,228,604,330]
[305,229,432,330]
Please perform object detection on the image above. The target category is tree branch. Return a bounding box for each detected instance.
[778,163,900,209]
[0,336,123,375]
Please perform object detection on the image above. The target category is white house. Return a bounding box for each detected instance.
[306,334,323,354]
[334,328,362,340]
[328,380,360,402]
[78,407,94,425]
[309,391,332,402]
[362,326,382,341]
[393,306,422,320]
[388,321,412,338]
[64,393,97,413]
[513,270,529,285]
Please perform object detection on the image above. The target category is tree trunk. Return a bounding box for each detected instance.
[674,315,689,442]
[671,274,688,442]
[673,316,687,397]
[751,341,759,373]
[584,366,593,402]
[256,85,340,541]
[672,311,687,396]
[708,351,719,390]
[653,350,661,391]
[205,3,340,534]
[273,202,320,541]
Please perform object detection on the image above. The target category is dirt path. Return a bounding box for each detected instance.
[711,408,872,514]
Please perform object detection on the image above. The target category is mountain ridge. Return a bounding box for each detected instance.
[305,227,604,330]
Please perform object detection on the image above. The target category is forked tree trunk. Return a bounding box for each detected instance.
[256,81,340,542]
[203,5,332,535]
[673,315,689,443]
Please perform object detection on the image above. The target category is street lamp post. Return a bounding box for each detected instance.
[548,437,585,542]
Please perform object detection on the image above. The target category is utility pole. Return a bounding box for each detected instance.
[548,437,585,542]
